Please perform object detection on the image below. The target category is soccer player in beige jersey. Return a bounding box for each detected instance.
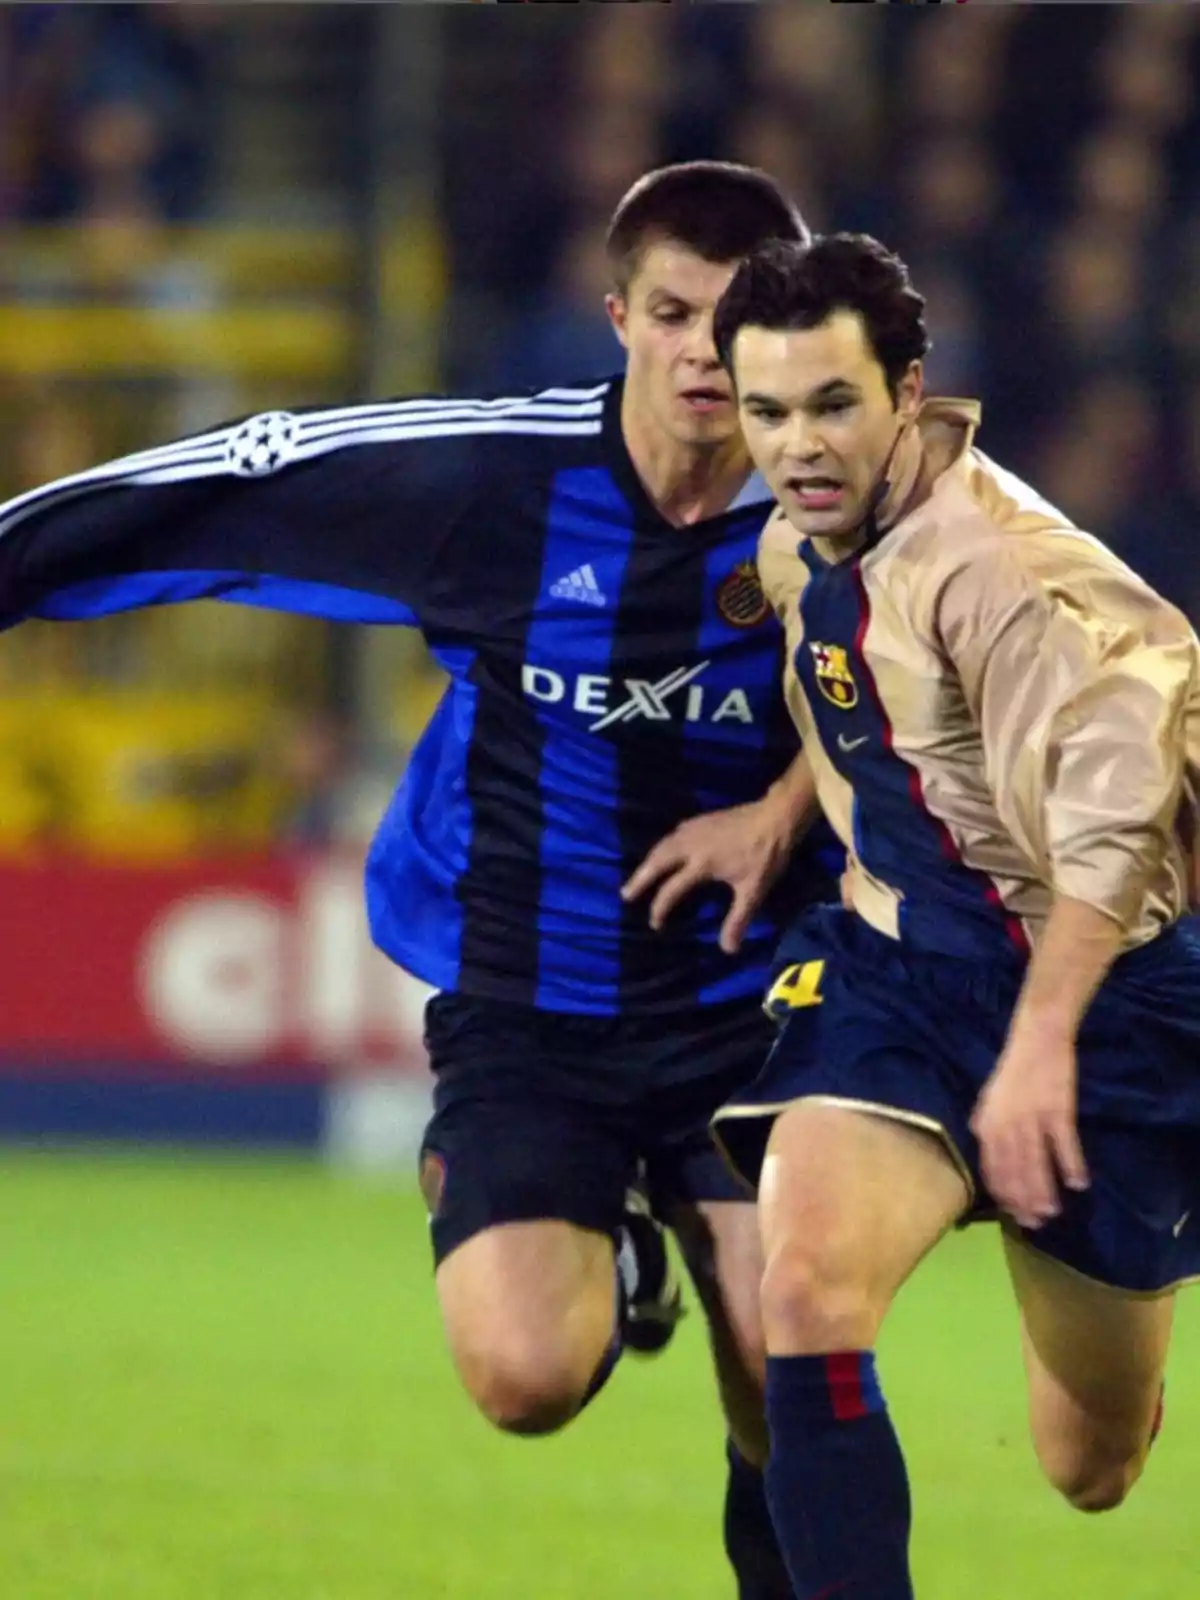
[705,234,1200,1598]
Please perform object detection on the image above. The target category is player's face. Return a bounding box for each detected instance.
[732,311,922,540]
[607,241,741,448]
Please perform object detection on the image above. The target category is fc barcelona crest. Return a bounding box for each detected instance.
[809,641,859,709]
[716,560,770,629]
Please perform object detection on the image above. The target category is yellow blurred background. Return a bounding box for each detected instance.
[2,3,1198,864]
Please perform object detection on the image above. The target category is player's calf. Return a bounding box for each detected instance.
[671,1197,769,1465]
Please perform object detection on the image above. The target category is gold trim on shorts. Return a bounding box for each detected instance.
[1000,1220,1200,1300]
[709,1098,791,1191]
[711,1093,976,1209]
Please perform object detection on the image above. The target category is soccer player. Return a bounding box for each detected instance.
[0,164,841,1598]
[707,232,1200,1599]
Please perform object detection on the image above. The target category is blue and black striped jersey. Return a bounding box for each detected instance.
[0,378,842,1014]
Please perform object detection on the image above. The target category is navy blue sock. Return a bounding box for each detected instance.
[724,1440,795,1599]
[765,1352,913,1600]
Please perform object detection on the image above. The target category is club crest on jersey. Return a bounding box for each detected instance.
[716,560,770,629]
[809,641,858,709]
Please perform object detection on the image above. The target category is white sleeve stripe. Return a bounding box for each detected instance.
[297,383,612,429]
[0,446,229,538]
[109,430,239,468]
[125,418,604,485]
[11,384,611,488]
[0,414,603,541]
[123,418,605,486]
[106,391,607,469]
[288,416,602,458]
[22,391,607,485]
[299,399,603,444]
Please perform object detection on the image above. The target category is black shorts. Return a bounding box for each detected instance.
[418,990,773,1265]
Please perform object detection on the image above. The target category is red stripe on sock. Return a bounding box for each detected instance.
[825,1351,869,1421]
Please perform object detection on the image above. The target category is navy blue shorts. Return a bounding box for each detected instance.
[712,907,1200,1295]
[419,990,774,1265]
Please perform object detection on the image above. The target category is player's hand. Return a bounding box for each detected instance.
[970,1020,1090,1230]
[621,796,798,955]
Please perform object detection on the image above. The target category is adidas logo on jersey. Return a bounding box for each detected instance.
[550,563,607,607]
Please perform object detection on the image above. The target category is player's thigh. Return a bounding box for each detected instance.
[1003,1231,1173,1509]
[421,994,635,1426]
[670,1197,770,1463]
[759,1098,970,1353]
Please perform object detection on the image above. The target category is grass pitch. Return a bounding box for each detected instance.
[0,1149,1195,1598]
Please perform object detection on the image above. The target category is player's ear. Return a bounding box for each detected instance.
[896,360,923,424]
[605,293,630,351]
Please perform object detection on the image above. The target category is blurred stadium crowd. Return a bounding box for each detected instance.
[1,3,1198,862]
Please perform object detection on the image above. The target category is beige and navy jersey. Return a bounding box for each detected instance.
[0,377,842,1018]
[759,399,1200,959]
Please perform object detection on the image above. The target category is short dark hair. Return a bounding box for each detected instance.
[713,233,930,400]
[605,161,810,295]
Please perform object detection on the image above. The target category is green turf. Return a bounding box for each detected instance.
[0,1150,1194,1599]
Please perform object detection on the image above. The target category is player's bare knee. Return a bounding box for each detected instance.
[463,1343,588,1436]
[1041,1443,1142,1514]
[760,1236,879,1352]
[1054,1459,1138,1515]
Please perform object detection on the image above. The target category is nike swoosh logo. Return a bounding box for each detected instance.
[837,734,868,753]
[1174,1210,1191,1238]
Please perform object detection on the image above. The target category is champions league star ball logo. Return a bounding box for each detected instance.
[225,411,300,478]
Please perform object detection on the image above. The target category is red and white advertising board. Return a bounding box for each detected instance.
[0,855,432,1081]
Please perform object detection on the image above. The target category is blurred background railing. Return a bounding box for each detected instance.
[0,2,1197,1143]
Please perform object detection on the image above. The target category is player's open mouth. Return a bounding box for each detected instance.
[680,388,731,414]
[789,477,843,510]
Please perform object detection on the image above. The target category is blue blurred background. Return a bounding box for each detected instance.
[1,2,1197,1152]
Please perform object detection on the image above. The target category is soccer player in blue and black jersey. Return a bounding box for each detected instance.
[0,163,842,1596]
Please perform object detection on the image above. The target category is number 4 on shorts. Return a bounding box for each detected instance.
[765,959,826,1018]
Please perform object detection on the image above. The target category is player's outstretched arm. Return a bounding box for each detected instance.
[621,750,819,954]
[0,400,484,634]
